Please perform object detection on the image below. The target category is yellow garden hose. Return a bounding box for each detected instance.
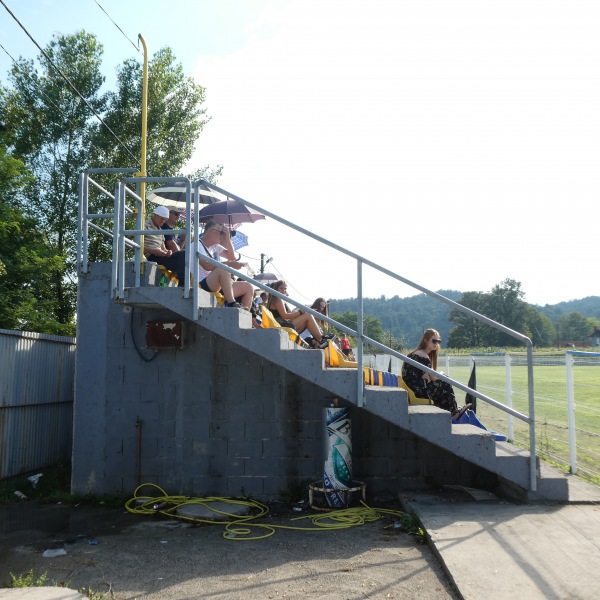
[125,483,407,541]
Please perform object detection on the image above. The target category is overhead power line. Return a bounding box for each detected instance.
[0,0,140,165]
[0,43,80,132]
[94,0,141,53]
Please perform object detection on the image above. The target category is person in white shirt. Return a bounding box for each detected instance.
[197,220,253,310]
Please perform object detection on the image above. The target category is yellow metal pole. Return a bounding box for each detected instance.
[138,34,149,272]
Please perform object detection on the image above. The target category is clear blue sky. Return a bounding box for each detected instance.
[2,0,599,306]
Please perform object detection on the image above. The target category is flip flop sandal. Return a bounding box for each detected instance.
[452,403,472,420]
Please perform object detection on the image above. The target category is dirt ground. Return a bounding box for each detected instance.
[0,501,458,599]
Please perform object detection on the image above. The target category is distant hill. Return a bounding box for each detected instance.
[536,297,600,322]
[329,290,461,348]
[329,293,600,348]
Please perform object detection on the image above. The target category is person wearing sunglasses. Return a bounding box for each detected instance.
[197,220,254,309]
[401,328,471,419]
[266,281,333,349]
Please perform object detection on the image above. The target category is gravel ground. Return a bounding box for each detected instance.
[0,502,458,599]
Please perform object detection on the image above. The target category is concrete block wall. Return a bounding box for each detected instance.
[72,263,495,500]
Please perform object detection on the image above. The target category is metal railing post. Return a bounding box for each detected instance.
[565,351,577,474]
[526,341,537,492]
[111,182,121,299]
[505,353,514,440]
[191,180,200,318]
[117,183,127,299]
[356,259,364,407]
[77,172,87,273]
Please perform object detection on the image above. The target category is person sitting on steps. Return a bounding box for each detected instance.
[197,220,253,310]
[161,207,185,253]
[300,297,330,347]
[144,205,186,282]
[401,328,471,420]
[267,280,334,349]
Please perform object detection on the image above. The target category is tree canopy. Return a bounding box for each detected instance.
[330,280,598,349]
[0,140,69,333]
[0,31,211,334]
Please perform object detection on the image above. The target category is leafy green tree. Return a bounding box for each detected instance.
[485,279,529,345]
[2,31,108,328]
[448,280,554,348]
[89,46,209,175]
[0,143,69,333]
[1,32,212,327]
[0,202,68,334]
[85,47,212,263]
[524,306,555,347]
[447,291,490,348]
[556,312,592,344]
[330,311,387,350]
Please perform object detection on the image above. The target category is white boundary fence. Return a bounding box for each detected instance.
[440,350,600,481]
[367,350,600,483]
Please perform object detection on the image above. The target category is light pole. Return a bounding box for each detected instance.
[260,253,273,274]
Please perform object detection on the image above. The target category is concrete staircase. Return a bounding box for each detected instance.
[120,266,592,503]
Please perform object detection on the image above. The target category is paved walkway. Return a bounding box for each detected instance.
[401,477,600,600]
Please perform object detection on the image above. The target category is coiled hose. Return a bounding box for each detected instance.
[125,483,407,541]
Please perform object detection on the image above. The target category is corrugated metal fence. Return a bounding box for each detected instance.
[0,329,76,481]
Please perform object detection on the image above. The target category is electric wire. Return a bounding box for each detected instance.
[0,43,81,133]
[93,0,141,53]
[130,306,158,362]
[268,260,313,304]
[0,0,140,166]
[126,483,409,541]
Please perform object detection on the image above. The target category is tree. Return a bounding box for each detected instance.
[524,306,556,346]
[89,46,209,175]
[85,47,211,263]
[2,31,108,328]
[330,311,387,350]
[485,279,529,346]
[0,140,69,333]
[448,280,552,348]
[1,32,212,328]
[557,312,592,344]
[0,202,69,334]
[447,291,490,348]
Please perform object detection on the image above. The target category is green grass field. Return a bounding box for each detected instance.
[444,360,600,485]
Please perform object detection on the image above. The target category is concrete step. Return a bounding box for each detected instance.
[120,281,577,502]
[360,386,572,499]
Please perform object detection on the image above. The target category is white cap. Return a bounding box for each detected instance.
[153,205,169,218]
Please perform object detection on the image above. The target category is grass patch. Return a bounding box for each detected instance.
[8,569,105,599]
[442,358,600,486]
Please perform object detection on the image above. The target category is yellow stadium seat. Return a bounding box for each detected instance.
[324,340,358,368]
[259,306,309,348]
[211,291,226,306]
[398,376,433,405]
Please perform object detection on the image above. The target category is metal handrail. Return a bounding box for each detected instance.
[78,170,538,492]
[197,178,537,492]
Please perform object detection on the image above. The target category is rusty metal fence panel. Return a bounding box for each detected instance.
[0,329,76,481]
